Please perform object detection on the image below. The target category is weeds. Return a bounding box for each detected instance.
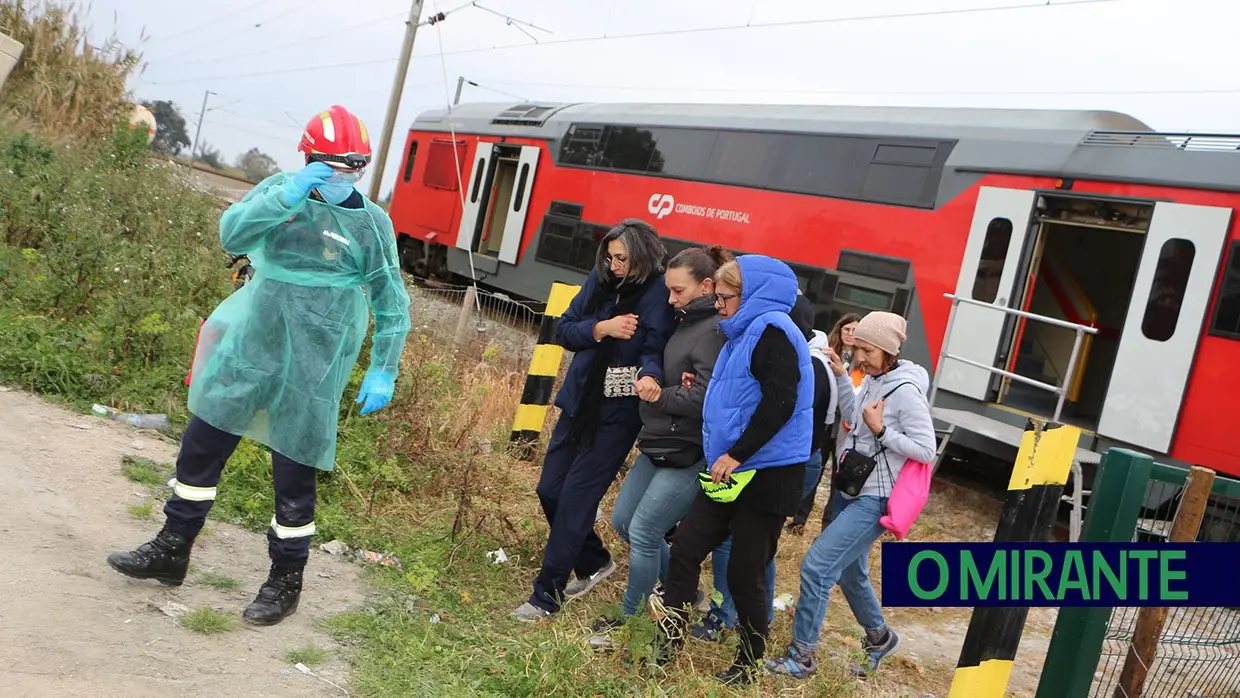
[180,607,235,634]
[285,643,331,667]
[126,500,153,520]
[197,571,240,590]
[121,455,171,487]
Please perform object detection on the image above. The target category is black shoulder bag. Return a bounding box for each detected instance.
[832,381,916,497]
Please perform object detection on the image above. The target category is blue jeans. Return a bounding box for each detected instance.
[610,453,702,616]
[712,450,823,628]
[791,491,888,648]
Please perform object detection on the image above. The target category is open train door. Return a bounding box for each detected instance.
[937,187,1037,401]
[496,145,539,265]
[1097,202,1232,453]
[455,142,498,252]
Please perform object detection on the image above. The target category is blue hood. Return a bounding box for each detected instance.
[719,255,800,339]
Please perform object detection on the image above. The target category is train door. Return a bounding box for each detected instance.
[455,141,539,265]
[1096,202,1232,453]
[937,187,1037,401]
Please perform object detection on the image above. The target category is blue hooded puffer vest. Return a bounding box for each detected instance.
[702,255,815,473]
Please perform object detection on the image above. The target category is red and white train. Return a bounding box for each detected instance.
[386,100,1240,482]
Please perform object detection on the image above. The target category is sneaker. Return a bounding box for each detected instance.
[563,559,616,600]
[690,608,728,643]
[586,616,626,652]
[764,643,818,680]
[511,602,553,623]
[649,584,711,613]
[849,627,901,677]
[715,663,758,686]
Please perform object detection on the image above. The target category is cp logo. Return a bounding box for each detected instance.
[648,193,675,220]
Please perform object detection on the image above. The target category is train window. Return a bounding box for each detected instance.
[860,163,931,207]
[423,139,465,190]
[838,250,911,283]
[972,218,1013,303]
[1141,238,1196,342]
[401,140,418,183]
[1208,242,1240,340]
[556,121,950,209]
[560,124,606,166]
[598,126,660,172]
[514,163,530,213]
[836,282,893,311]
[646,127,715,179]
[706,131,783,187]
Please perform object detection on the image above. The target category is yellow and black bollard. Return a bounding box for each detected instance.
[947,419,1082,698]
[509,282,579,457]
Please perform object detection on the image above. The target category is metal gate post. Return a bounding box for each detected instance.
[1034,449,1155,698]
[509,282,579,457]
[948,419,1082,698]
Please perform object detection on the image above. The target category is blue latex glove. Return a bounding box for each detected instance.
[282,161,334,207]
[356,370,395,416]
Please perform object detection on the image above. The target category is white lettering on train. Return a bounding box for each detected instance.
[647,193,750,224]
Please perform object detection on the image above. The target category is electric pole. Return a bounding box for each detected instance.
[190,89,214,162]
[368,0,425,201]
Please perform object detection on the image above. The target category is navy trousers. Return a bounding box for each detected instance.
[163,416,318,567]
[529,412,641,612]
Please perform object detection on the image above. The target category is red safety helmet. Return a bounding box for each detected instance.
[298,104,372,170]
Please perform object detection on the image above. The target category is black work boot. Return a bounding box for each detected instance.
[106,526,193,586]
[242,563,304,626]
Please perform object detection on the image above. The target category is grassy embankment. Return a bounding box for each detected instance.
[0,3,993,696]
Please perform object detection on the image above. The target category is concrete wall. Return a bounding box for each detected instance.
[0,32,23,94]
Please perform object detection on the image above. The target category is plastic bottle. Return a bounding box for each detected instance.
[91,404,170,431]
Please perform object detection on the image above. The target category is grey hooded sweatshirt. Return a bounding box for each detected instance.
[835,359,937,498]
[636,295,726,466]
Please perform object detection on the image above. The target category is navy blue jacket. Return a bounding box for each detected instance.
[553,269,676,424]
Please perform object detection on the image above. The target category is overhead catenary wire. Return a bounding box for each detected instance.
[142,0,282,47]
[146,0,1134,86]
[431,0,482,303]
[155,0,334,64]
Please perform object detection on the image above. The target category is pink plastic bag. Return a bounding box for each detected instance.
[880,458,933,540]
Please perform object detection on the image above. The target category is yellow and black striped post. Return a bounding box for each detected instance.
[948,419,1082,698]
[510,282,580,452]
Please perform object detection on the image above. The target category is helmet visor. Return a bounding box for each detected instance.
[308,152,371,170]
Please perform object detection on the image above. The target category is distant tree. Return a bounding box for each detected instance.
[196,141,224,170]
[235,147,279,181]
[143,100,190,156]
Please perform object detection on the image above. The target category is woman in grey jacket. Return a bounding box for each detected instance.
[585,245,733,644]
[767,311,936,681]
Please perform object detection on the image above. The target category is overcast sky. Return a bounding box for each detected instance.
[77,0,1236,197]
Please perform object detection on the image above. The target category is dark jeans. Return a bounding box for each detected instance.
[790,436,835,527]
[528,413,640,613]
[663,490,786,667]
[164,416,318,566]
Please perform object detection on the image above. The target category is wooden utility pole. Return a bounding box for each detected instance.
[190,89,215,162]
[368,0,425,201]
[1113,465,1216,698]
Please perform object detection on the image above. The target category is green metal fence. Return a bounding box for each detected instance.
[1037,450,1240,698]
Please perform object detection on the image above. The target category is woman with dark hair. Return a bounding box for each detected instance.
[585,245,733,648]
[655,255,814,685]
[512,218,676,622]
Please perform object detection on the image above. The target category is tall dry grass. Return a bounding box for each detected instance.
[0,0,141,140]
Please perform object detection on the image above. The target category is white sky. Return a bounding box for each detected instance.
[74,0,1235,197]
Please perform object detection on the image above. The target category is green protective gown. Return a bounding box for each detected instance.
[187,172,412,472]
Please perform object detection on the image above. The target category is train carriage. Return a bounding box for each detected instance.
[387,100,1240,494]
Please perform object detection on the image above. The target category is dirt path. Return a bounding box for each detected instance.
[0,388,365,698]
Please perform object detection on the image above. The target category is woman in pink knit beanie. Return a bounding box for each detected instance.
[767,310,936,682]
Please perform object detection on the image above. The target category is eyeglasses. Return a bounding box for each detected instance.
[604,255,628,268]
[714,292,739,306]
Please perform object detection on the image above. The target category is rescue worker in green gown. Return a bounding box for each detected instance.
[106,104,412,626]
